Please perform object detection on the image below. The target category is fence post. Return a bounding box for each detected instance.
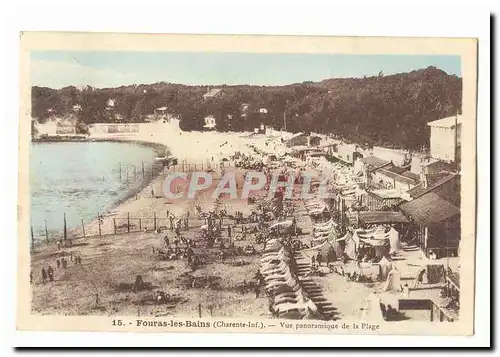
[153,212,157,231]
[44,219,49,245]
[139,218,142,231]
[127,212,130,233]
[81,219,86,238]
[98,212,102,237]
[113,218,117,235]
[31,225,34,251]
[63,213,67,242]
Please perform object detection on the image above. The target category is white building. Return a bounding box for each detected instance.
[427,115,462,163]
[35,122,58,135]
[203,115,217,130]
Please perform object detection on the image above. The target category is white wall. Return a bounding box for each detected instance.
[430,125,458,162]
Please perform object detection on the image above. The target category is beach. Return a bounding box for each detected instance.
[29,128,459,322]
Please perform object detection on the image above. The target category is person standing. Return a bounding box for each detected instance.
[317,252,323,267]
[47,266,54,282]
[227,225,232,239]
[41,268,47,284]
[56,259,60,269]
[402,283,410,299]
[254,284,260,298]
[415,268,426,288]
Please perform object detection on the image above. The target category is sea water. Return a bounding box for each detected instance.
[30,141,159,238]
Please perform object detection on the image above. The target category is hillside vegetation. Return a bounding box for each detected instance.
[31,66,462,150]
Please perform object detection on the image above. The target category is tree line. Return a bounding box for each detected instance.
[31,66,462,150]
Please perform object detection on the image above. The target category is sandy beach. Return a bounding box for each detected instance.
[30,129,459,322]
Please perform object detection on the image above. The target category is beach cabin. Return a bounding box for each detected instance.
[399,192,460,258]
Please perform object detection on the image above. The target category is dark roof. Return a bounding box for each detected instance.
[406,172,457,198]
[386,164,408,175]
[358,211,409,225]
[375,168,418,185]
[406,183,425,197]
[363,156,390,168]
[400,192,460,225]
[401,171,420,181]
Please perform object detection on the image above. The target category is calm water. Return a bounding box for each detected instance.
[30,141,158,237]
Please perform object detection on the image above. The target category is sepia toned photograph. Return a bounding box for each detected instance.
[17,32,477,336]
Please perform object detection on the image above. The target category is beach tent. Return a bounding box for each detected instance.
[383,267,402,292]
[388,227,402,254]
[343,232,357,260]
[377,256,393,281]
[315,239,336,259]
[264,239,283,253]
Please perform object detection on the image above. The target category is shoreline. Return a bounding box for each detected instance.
[31,138,171,243]
[32,130,261,244]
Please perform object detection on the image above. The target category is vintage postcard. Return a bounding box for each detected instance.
[17,32,477,336]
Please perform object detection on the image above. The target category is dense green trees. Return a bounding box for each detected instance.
[31,66,461,149]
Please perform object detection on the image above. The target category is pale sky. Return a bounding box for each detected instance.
[31,51,461,89]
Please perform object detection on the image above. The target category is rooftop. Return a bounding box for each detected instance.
[363,155,390,168]
[399,192,460,225]
[427,115,463,128]
[203,88,223,98]
[374,167,418,185]
[358,211,409,225]
[406,172,458,198]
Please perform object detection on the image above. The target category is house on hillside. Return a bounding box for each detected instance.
[203,88,225,99]
[285,133,308,147]
[428,115,462,163]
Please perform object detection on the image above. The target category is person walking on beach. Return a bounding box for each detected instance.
[414,268,426,288]
[41,268,47,284]
[254,284,260,298]
[47,266,54,282]
[56,259,60,269]
[57,240,62,251]
[61,258,67,269]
